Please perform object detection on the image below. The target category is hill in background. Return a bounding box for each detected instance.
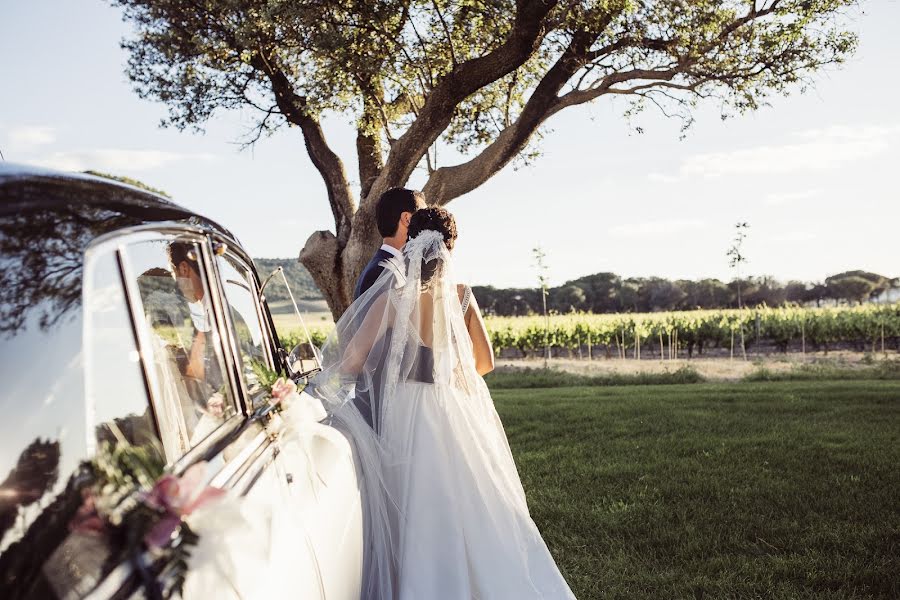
[252,258,321,301]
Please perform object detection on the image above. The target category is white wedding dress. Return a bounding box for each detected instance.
[316,230,576,599]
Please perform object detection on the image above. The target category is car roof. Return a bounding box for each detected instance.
[0,162,238,242]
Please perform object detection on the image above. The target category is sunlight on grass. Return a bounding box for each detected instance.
[493,381,900,599]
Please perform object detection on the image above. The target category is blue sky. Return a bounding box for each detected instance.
[2,1,897,288]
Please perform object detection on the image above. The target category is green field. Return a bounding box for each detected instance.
[493,381,900,599]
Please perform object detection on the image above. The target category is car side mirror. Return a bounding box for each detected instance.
[288,341,322,379]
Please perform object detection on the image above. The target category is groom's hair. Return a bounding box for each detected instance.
[167,240,200,275]
[376,187,425,237]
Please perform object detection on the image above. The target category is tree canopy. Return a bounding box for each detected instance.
[114,0,859,317]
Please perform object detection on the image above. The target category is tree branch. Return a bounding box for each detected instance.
[237,104,280,150]
[422,2,797,205]
[432,0,458,67]
[423,27,605,205]
[251,52,355,243]
[367,0,560,206]
[356,79,386,199]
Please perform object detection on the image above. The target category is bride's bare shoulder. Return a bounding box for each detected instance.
[456,283,469,301]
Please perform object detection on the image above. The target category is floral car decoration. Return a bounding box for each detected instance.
[251,361,306,415]
[71,442,224,598]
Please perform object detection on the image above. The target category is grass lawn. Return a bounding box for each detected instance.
[493,381,900,599]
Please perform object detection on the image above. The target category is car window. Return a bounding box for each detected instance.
[216,252,270,396]
[85,247,162,455]
[122,237,237,460]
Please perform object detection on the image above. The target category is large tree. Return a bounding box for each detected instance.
[114,0,858,317]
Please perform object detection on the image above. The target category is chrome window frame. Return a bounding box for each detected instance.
[206,239,277,407]
[82,235,164,452]
[86,225,249,471]
[208,232,284,368]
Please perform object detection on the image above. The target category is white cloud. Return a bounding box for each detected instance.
[682,138,884,178]
[29,149,215,173]
[609,218,706,237]
[8,125,56,150]
[652,123,899,181]
[764,189,821,206]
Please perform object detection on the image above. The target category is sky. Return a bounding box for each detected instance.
[1,1,898,289]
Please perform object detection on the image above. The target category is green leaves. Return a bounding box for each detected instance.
[249,358,285,390]
[113,0,859,209]
[92,440,165,494]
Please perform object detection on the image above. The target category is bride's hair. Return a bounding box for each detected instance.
[407,207,457,288]
[408,207,457,250]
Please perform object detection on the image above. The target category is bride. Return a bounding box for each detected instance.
[315,207,576,599]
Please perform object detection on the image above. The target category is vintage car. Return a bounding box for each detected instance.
[0,164,363,598]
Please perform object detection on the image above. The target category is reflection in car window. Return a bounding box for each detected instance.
[123,238,236,459]
[0,208,88,574]
[217,253,270,395]
[85,248,161,454]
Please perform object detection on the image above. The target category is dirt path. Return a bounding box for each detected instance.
[495,351,889,382]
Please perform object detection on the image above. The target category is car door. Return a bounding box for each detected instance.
[0,218,268,599]
[76,228,362,599]
[210,242,364,600]
[112,230,292,595]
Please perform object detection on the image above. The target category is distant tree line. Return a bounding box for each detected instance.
[473,270,899,317]
[250,259,897,316]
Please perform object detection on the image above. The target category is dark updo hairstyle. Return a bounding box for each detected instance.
[407,207,457,250]
[407,207,458,287]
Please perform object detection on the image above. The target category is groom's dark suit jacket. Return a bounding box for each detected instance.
[353,247,397,431]
[354,247,396,300]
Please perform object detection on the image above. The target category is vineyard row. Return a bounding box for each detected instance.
[286,303,900,359]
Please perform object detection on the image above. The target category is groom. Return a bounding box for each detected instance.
[354,187,427,299]
[353,187,426,430]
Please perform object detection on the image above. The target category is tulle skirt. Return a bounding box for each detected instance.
[351,380,576,600]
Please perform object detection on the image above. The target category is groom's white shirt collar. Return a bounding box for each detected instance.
[380,243,402,259]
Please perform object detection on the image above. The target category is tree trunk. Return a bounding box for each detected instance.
[299,198,383,319]
[298,231,350,318]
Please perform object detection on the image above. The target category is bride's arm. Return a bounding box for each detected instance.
[341,292,389,375]
[463,292,495,376]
